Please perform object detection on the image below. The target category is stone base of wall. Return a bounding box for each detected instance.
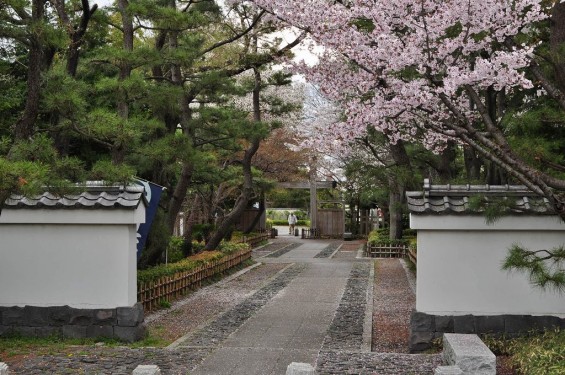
[409,310,565,353]
[0,303,146,342]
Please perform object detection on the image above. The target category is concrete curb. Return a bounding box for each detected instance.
[328,243,343,259]
[257,242,299,259]
[133,364,161,374]
[286,362,316,375]
[355,243,367,259]
[399,259,416,295]
[362,260,375,352]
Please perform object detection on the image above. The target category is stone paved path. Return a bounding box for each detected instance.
[3,239,442,374]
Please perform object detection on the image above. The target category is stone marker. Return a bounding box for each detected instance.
[286,362,316,375]
[443,333,496,375]
[435,365,463,375]
[132,364,161,375]
[0,363,8,375]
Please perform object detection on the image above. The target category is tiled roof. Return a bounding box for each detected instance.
[4,182,145,210]
[406,179,554,215]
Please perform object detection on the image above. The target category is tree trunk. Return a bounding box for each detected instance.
[463,146,482,181]
[14,0,45,141]
[66,0,97,77]
[204,65,263,250]
[165,25,196,236]
[550,2,565,92]
[435,141,456,182]
[204,140,260,250]
[112,0,134,164]
[386,139,411,240]
[168,163,193,234]
[388,180,404,240]
[182,194,201,256]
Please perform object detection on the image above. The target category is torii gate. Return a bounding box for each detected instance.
[276,180,343,238]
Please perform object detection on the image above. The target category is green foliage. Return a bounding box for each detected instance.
[351,17,376,33]
[0,334,119,359]
[192,223,214,243]
[483,329,565,375]
[8,134,58,164]
[467,195,525,224]
[137,251,225,283]
[138,242,250,284]
[503,244,565,291]
[0,158,50,198]
[166,236,185,263]
[267,219,310,226]
[267,188,310,208]
[217,241,250,254]
[89,160,136,184]
[367,228,409,246]
[509,329,565,374]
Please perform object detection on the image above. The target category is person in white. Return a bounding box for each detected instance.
[288,213,297,235]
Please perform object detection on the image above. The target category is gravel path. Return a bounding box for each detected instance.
[146,262,289,342]
[372,258,416,353]
[175,263,305,348]
[320,263,370,351]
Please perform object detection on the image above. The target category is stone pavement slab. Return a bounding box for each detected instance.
[190,244,354,375]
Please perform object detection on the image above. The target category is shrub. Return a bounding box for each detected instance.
[483,329,565,375]
[368,229,407,246]
[509,329,565,375]
[218,241,250,254]
[268,219,310,226]
[368,228,415,247]
[137,250,225,284]
[167,236,185,263]
[166,236,206,261]
[192,223,214,243]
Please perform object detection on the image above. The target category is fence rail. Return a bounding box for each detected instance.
[364,242,418,265]
[301,228,321,239]
[408,247,417,265]
[365,243,407,258]
[138,249,252,312]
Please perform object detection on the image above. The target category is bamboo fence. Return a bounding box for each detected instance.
[364,242,418,266]
[365,243,407,258]
[241,232,269,248]
[408,246,417,265]
[138,248,252,312]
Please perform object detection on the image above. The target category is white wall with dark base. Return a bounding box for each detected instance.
[411,215,565,317]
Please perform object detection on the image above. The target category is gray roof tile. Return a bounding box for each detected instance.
[407,179,554,215]
[4,184,145,210]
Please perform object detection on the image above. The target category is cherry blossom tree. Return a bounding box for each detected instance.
[237,0,565,288]
[244,0,565,215]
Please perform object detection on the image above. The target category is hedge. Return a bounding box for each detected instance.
[267,219,310,226]
[138,242,250,284]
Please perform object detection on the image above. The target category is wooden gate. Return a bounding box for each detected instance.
[318,208,344,238]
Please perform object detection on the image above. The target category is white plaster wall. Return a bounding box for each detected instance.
[413,215,565,316]
[0,224,138,308]
[0,207,145,225]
